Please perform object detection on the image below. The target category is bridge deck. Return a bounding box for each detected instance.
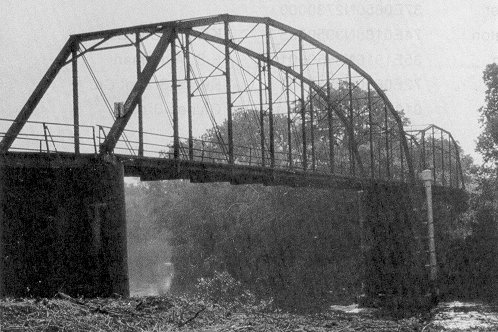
[0,152,467,203]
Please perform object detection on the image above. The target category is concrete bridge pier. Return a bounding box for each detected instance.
[360,183,429,310]
[0,157,128,298]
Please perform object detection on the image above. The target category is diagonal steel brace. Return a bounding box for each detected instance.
[99,27,175,154]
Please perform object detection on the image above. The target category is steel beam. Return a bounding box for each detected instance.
[384,106,390,178]
[421,131,426,169]
[286,73,292,168]
[310,86,315,171]
[299,37,307,170]
[72,45,80,155]
[171,35,179,160]
[441,131,445,185]
[367,84,374,178]
[0,37,76,153]
[266,24,275,168]
[186,34,193,161]
[348,66,355,176]
[432,127,436,182]
[225,20,234,164]
[400,138,404,181]
[448,133,452,187]
[258,60,265,167]
[136,33,144,157]
[100,28,174,154]
[326,54,334,174]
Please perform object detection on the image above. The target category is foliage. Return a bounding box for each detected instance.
[195,270,274,312]
[125,180,363,312]
[476,63,498,164]
[198,82,411,174]
[126,182,173,290]
[437,63,498,302]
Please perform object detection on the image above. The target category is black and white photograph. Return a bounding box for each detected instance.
[1,1,497,330]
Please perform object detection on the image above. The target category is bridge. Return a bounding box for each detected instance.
[0,14,466,307]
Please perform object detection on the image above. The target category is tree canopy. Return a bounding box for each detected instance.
[476,63,498,166]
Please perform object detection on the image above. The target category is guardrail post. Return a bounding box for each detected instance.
[43,123,50,153]
[92,126,97,155]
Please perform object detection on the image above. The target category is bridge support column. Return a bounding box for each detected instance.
[0,157,128,298]
[360,183,428,310]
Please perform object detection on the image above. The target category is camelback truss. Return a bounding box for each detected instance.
[0,14,464,191]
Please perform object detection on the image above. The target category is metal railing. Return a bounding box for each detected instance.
[0,118,465,189]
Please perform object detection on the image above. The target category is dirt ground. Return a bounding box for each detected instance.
[1,295,498,331]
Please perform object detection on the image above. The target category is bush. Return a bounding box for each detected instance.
[195,270,273,311]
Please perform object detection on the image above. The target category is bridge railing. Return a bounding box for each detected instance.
[0,118,465,189]
[97,125,305,170]
[0,118,98,154]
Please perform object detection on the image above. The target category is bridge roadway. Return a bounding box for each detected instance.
[0,151,464,199]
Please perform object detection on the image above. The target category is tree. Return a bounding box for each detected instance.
[198,82,411,176]
[477,63,498,166]
[437,63,498,301]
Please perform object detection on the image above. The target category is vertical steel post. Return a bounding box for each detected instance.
[171,35,179,160]
[367,84,374,178]
[43,123,50,153]
[400,139,404,181]
[186,34,193,161]
[286,72,292,168]
[310,86,316,171]
[326,53,334,174]
[421,131,426,169]
[266,24,275,168]
[448,134,452,187]
[136,32,144,157]
[348,65,355,175]
[378,132,382,178]
[72,46,80,155]
[441,131,445,185]
[455,142,464,188]
[258,60,265,167]
[225,20,234,164]
[384,106,390,178]
[299,37,307,170]
[455,141,464,188]
[421,169,438,284]
[432,127,436,182]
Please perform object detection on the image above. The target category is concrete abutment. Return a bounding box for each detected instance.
[0,157,128,297]
[360,183,430,310]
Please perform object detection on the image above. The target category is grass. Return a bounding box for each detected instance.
[0,292,432,331]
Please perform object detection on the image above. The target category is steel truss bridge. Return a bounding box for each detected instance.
[0,14,464,190]
[0,14,469,303]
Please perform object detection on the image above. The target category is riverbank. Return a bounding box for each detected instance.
[1,295,497,331]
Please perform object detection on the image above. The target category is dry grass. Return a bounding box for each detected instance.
[0,293,440,331]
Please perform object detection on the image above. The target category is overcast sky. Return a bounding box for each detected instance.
[1,0,497,162]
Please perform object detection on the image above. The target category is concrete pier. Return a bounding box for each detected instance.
[0,157,128,297]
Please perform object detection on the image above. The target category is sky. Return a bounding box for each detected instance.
[1,0,497,162]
